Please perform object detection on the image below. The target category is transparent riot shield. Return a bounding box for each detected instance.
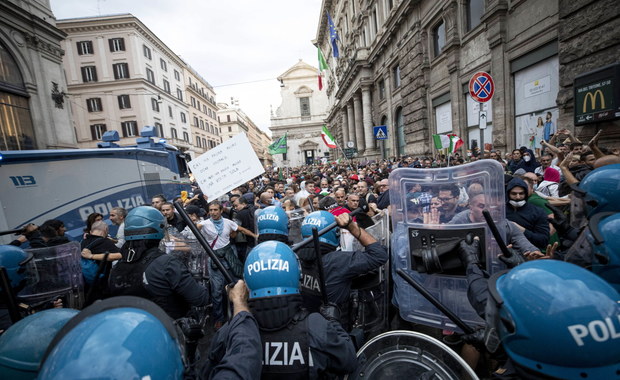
[346,330,478,380]
[161,226,208,287]
[349,212,390,338]
[390,160,506,330]
[19,242,84,310]
[287,209,307,245]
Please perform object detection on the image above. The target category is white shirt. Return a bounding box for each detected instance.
[199,218,238,250]
[115,222,125,249]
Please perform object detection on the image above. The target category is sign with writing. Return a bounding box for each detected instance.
[524,76,551,98]
[188,133,264,200]
[343,147,357,159]
[574,63,620,125]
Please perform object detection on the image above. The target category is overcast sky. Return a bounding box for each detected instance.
[50,0,323,136]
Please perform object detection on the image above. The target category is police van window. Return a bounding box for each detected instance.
[176,153,190,178]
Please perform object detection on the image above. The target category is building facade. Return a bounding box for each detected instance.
[183,65,222,158]
[57,14,191,150]
[0,0,76,150]
[218,102,272,167]
[270,60,330,167]
[316,0,618,160]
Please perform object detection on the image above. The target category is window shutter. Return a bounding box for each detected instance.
[108,39,114,52]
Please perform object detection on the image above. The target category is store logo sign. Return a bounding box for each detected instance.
[583,90,606,113]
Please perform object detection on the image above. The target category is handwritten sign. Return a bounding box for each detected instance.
[188,132,264,200]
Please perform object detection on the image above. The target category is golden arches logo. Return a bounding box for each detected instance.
[583,90,606,113]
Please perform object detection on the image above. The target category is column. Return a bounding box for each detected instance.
[362,87,374,154]
[346,101,356,148]
[341,107,349,146]
[353,94,364,152]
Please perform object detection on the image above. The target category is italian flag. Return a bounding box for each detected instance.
[433,134,464,154]
[321,125,337,148]
[318,47,328,90]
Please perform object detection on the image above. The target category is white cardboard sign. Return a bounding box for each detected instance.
[188,132,264,200]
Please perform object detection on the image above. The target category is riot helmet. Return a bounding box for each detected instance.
[488,260,620,379]
[256,206,288,236]
[0,308,79,379]
[0,245,36,290]
[38,296,185,379]
[578,163,620,217]
[301,211,339,247]
[124,206,166,241]
[244,241,300,299]
[588,212,620,292]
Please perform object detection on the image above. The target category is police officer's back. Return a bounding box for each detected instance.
[297,211,388,326]
[207,241,358,379]
[108,206,209,319]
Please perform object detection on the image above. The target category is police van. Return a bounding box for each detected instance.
[0,126,191,243]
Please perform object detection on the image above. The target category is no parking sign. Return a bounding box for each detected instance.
[469,72,494,103]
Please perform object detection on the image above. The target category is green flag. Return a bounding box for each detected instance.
[268,133,287,155]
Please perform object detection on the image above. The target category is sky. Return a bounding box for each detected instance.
[50,0,324,136]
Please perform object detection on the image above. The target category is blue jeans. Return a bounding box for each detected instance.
[208,245,239,323]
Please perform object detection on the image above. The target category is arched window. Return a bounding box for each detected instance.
[0,43,35,150]
[395,107,405,156]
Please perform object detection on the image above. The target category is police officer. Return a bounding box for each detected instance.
[458,239,620,379]
[204,241,358,379]
[297,211,388,329]
[256,205,290,244]
[0,245,37,331]
[108,206,209,319]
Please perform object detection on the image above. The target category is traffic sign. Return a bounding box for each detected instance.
[479,111,487,129]
[374,125,388,140]
[469,72,494,103]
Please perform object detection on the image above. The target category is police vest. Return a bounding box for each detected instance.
[260,311,311,379]
[108,247,163,299]
[300,261,322,314]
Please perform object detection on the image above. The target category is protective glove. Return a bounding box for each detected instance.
[498,249,525,268]
[319,302,341,322]
[457,236,481,267]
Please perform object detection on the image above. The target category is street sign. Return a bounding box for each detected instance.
[373,125,388,140]
[574,63,620,125]
[469,72,495,103]
[343,147,357,159]
[479,111,487,129]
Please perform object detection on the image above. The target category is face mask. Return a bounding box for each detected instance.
[509,200,526,208]
[523,156,531,162]
[533,183,539,190]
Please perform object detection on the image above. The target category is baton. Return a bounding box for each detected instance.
[174,203,234,285]
[291,208,363,252]
[396,268,475,335]
[0,267,22,324]
[312,227,330,306]
[482,210,512,258]
[0,228,22,236]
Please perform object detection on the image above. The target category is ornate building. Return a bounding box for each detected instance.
[270,60,329,167]
[315,0,618,159]
[0,0,76,150]
[57,14,192,150]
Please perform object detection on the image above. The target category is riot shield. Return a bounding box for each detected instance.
[390,160,506,330]
[19,242,84,309]
[287,209,306,244]
[346,330,478,380]
[349,212,390,338]
[161,227,208,286]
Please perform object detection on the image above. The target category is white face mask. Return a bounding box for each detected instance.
[509,200,526,208]
[533,183,539,190]
[523,155,531,162]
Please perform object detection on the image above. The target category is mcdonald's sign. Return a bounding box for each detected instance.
[574,63,620,125]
